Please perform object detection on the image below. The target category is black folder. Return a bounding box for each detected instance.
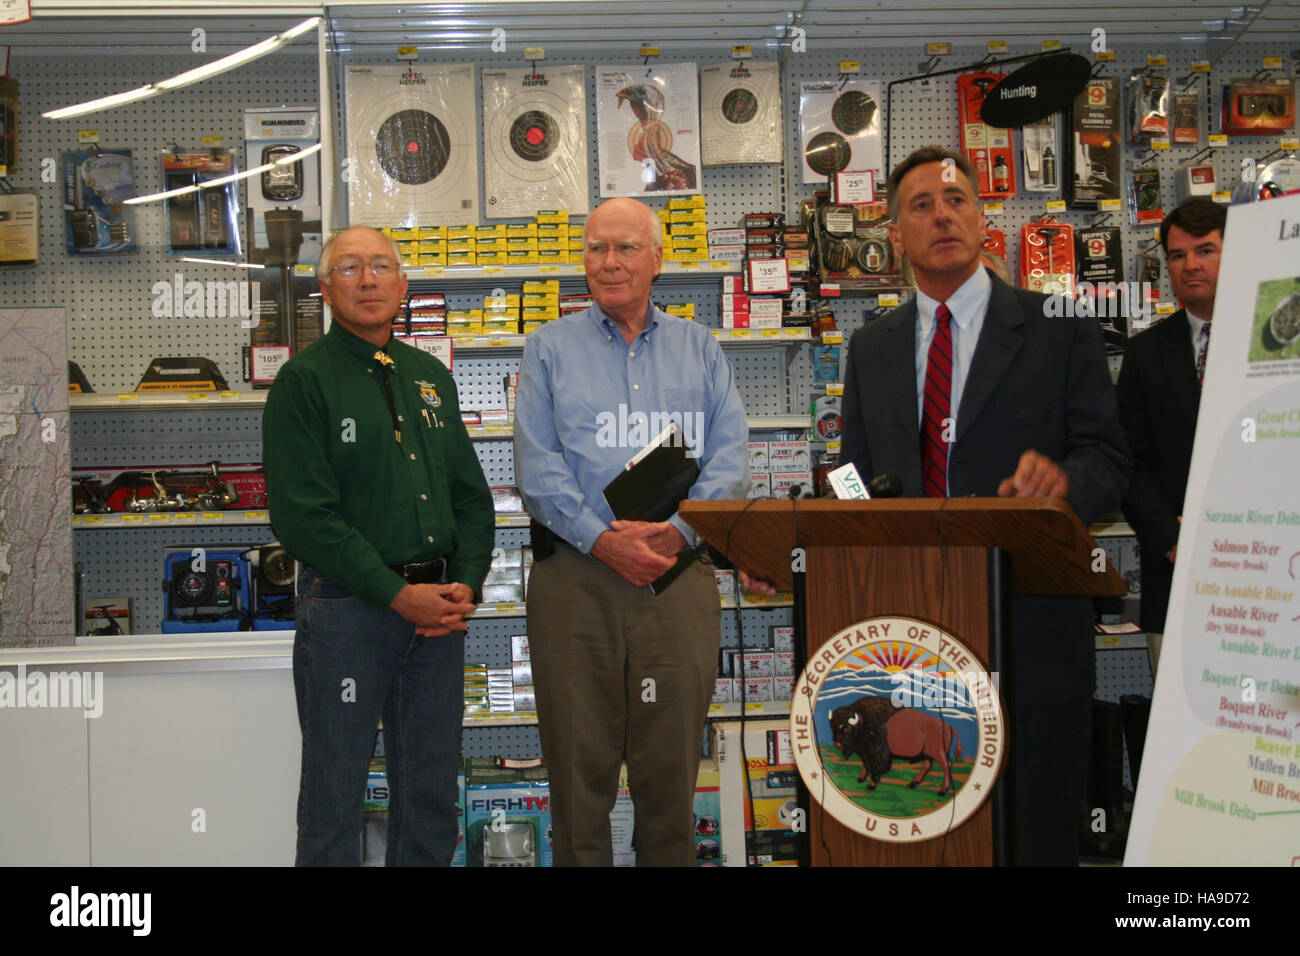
[602,423,700,594]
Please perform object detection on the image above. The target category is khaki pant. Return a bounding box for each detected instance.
[527,547,720,866]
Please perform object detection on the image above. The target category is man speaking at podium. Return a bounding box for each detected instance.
[840,146,1130,866]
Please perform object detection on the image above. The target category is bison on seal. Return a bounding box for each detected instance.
[829,696,962,796]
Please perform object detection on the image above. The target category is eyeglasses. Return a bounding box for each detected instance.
[329,258,399,280]
[584,241,649,260]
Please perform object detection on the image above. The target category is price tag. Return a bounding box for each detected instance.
[759,329,781,338]
[1263,56,1283,70]
[173,512,195,522]
[925,42,951,56]
[1147,54,1166,67]
[1046,199,1067,213]
[539,265,559,273]
[251,345,291,385]
[728,330,747,338]
[147,514,169,523]
[1099,198,1123,211]
[487,338,512,347]
[1191,61,1211,73]
[1155,301,1176,315]
[494,515,511,527]
[397,46,418,59]
[709,703,725,714]
[1211,190,1231,204]
[122,514,144,523]
[987,40,1007,54]
[116,393,138,402]
[201,135,223,146]
[1282,138,1300,151]
[187,392,212,401]
[244,510,268,520]
[486,424,511,435]
[496,603,518,614]
[834,170,874,204]
[748,257,791,293]
[1095,51,1116,62]
[878,293,900,307]
[839,61,860,74]
[745,702,766,712]
[827,440,842,453]
[821,332,843,344]
[820,283,841,297]
[425,266,445,275]
[219,391,240,400]
[1151,139,1170,150]
[731,45,752,59]
[1041,39,1061,51]
[983,202,1004,215]
[677,260,699,270]
[826,383,844,396]
[524,46,545,60]
[77,130,101,144]
[201,512,224,521]
[639,46,659,57]
[1208,133,1228,147]
[81,515,104,524]
[482,267,504,275]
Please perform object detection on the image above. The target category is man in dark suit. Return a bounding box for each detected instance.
[841,145,1130,865]
[1116,198,1225,672]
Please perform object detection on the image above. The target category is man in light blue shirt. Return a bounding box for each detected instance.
[514,197,749,865]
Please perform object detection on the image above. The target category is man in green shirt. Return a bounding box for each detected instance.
[264,226,494,866]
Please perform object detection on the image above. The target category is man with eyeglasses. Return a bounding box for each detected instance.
[264,225,494,866]
[514,197,750,865]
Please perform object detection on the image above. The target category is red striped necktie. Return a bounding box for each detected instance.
[921,302,953,497]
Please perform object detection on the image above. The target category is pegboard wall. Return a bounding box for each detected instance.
[4,18,1291,767]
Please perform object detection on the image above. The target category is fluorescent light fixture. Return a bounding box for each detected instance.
[44,16,320,119]
[43,84,161,119]
[179,258,267,270]
[124,144,320,205]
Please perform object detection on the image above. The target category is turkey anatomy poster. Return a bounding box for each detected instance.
[596,63,701,197]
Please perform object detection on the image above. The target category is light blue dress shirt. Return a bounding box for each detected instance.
[514,301,749,554]
[912,265,994,432]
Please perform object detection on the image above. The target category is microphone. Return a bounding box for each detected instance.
[828,463,903,499]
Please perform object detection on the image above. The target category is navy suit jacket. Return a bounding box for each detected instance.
[1115,309,1200,633]
[841,270,1131,704]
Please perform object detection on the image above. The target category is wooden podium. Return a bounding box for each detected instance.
[680,497,1124,867]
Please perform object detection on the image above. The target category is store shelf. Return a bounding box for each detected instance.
[746,415,812,431]
[712,327,812,349]
[720,593,795,609]
[708,699,793,718]
[1089,520,1136,538]
[403,260,739,281]
[73,510,270,528]
[462,712,539,727]
[70,391,266,411]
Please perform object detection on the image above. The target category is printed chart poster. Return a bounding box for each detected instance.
[700,61,782,166]
[1126,194,1300,866]
[482,65,589,219]
[799,79,883,186]
[596,63,700,197]
[0,308,73,647]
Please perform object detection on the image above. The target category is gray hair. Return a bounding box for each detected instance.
[317,226,404,280]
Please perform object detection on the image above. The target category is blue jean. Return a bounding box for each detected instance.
[293,565,464,866]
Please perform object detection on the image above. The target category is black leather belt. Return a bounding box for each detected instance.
[389,557,448,584]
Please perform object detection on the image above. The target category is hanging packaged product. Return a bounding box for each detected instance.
[161,150,241,255]
[1170,91,1200,144]
[0,190,37,265]
[1129,167,1163,226]
[1127,73,1170,144]
[0,77,17,174]
[1136,250,1162,319]
[1019,216,1075,295]
[1173,161,1216,204]
[1066,76,1121,209]
[62,149,137,254]
[982,227,1007,261]
[1021,114,1060,193]
[1074,225,1133,348]
[1222,77,1295,135]
[957,71,1016,197]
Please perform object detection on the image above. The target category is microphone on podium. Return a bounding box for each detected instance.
[827,462,902,500]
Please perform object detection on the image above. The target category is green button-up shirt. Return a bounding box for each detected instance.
[263,321,494,610]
